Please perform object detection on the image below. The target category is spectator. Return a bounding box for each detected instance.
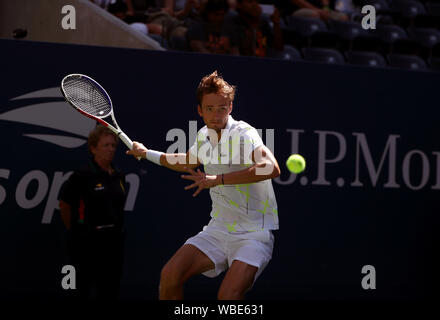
[231,0,284,57]
[163,0,202,20]
[187,0,240,54]
[91,0,135,15]
[334,0,355,14]
[107,0,163,35]
[146,0,202,48]
[276,0,349,21]
[59,125,127,300]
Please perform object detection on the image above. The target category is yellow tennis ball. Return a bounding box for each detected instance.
[286,154,306,173]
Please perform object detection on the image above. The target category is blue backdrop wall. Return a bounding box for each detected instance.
[0,39,439,300]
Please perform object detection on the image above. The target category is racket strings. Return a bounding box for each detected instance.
[63,76,112,118]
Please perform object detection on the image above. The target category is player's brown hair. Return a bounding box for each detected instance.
[88,124,118,154]
[196,71,236,106]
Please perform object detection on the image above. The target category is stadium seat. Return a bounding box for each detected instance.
[283,45,302,60]
[389,0,428,27]
[375,24,408,43]
[374,23,420,54]
[391,0,427,18]
[328,20,367,41]
[285,16,331,48]
[285,16,328,37]
[356,0,400,24]
[267,45,302,61]
[428,56,440,70]
[328,20,369,51]
[393,38,424,55]
[407,27,440,48]
[414,13,440,28]
[426,2,440,16]
[345,50,388,66]
[361,0,392,11]
[352,33,385,52]
[433,42,440,56]
[309,31,341,50]
[387,53,428,69]
[302,47,345,64]
[376,14,397,24]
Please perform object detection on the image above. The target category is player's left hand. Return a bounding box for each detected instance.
[181,167,220,197]
[126,141,147,159]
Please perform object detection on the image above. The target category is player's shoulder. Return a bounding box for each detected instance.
[232,120,257,135]
[196,125,209,139]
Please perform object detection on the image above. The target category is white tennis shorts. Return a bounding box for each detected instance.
[184,219,274,284]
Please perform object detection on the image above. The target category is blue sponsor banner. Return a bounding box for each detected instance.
[0,39,439,300]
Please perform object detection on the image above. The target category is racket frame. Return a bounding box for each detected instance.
[60,73,134,150]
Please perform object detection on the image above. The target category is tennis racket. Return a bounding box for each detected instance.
[60,73,140,159]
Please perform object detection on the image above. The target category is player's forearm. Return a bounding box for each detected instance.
[160,153,196,172]
[222,161,281,185]
[139,147,199,172]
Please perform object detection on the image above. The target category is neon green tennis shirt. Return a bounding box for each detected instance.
[189,116,279,233]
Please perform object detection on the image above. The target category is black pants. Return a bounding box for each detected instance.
[67,228,125,301]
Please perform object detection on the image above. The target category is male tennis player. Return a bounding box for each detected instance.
[127,71,280,299]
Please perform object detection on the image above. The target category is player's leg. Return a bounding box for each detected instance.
[217,260,258,300]
[217,232,274,300]
[159,244,215,300]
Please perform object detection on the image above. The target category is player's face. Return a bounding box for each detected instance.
[198,93,232,132]
[91,134,117,163]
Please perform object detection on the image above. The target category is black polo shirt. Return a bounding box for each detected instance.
[60,158,126,232]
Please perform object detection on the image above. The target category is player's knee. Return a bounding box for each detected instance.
[217,286,246,300]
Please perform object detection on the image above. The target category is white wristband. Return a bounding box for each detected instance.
[146,150,163,166]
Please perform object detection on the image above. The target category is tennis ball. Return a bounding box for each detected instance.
[286,154,306,174]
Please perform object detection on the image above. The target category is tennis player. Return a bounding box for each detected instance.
[127,71,280,300]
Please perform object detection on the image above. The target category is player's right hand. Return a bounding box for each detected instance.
[126,141,148,159]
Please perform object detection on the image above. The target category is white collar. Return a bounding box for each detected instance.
[205,115,235,144]
[225,115,235,130]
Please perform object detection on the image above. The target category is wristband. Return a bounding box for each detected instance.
[146,150,164,166]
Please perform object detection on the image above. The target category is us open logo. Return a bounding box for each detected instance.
[0,87,140,224]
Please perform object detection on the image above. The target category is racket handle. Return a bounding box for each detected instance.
[119,131,141,161]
